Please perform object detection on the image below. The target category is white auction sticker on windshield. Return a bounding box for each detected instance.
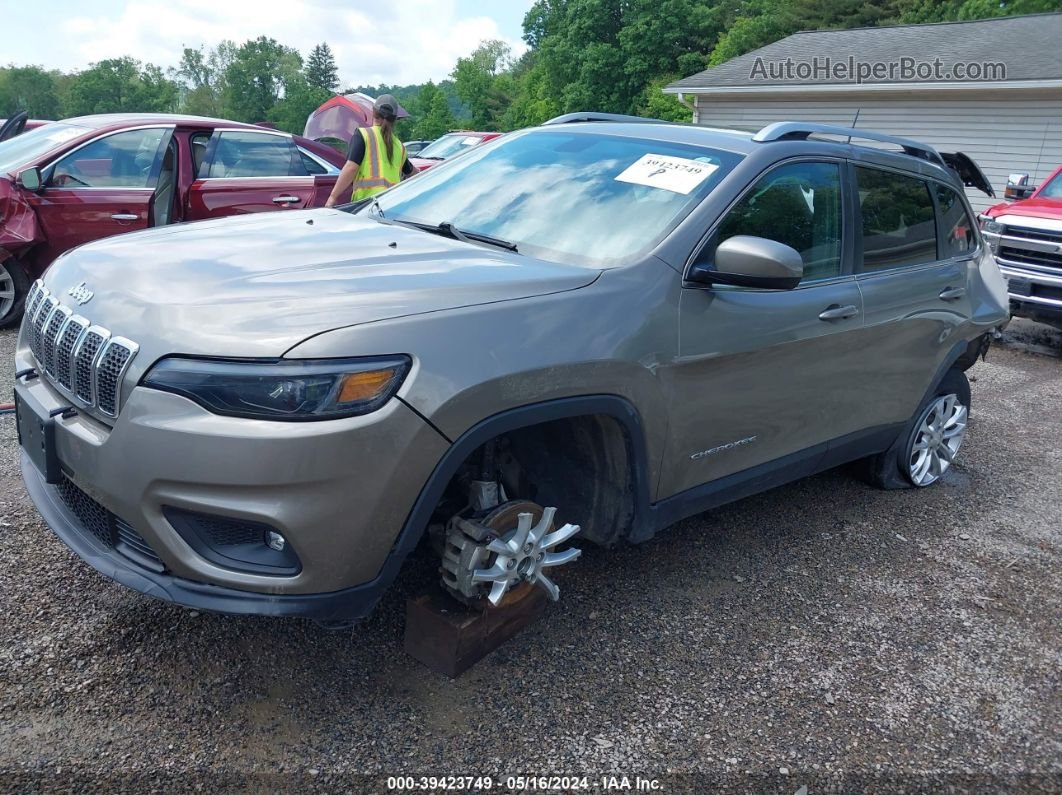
[615,154,719,194]
[462,136,481,145]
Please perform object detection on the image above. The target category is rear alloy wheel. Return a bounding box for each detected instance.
[906,393,968,487]
[0,259,31,329]
[863,369,971,490]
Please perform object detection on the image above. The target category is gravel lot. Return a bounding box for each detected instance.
[0,322,1059,794]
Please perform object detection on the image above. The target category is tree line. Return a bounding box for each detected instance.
[1,0,1056,139]
[448,0,1059,130]
[0,39,343,135]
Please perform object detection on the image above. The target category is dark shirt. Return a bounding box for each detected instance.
[347,130,414,176]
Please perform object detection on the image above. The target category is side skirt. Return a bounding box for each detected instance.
[649,422,906,532]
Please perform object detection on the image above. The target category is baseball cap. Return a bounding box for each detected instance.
[374,94,398,120]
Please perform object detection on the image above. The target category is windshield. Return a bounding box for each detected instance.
[372,129,743,266]
[415,133,486,160]
[0,123,90,175]
[1039,170,1062,199]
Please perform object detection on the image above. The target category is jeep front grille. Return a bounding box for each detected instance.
[21,280,140,419]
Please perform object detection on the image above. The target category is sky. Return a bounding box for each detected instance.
[3,0,535,86]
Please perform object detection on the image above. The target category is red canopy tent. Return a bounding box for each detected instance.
[303,92,410,146]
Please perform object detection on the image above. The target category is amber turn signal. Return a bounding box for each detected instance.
[338,368,399,403]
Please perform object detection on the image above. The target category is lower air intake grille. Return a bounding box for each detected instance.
[196,515,263,547]
[54,475,165,572]
[56,476,115,547]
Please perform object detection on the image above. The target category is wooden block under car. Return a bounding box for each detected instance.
[404,585,548,677]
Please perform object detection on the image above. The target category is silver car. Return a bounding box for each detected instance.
[13,116,1009,625]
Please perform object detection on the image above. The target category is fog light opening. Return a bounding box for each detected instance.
[265,531,287,552]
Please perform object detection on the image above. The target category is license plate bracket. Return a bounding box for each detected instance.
[15,392,62,484]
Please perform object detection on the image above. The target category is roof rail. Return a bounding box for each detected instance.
[542,112,669,126]
[752,122,945,166]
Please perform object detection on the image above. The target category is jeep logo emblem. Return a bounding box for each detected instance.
[68,282,94,305]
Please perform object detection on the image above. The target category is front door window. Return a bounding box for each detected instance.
[706,161,844,283]
[50,128,169,189]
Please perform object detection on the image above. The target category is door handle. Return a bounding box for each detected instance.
[110,213,139,221]
[272,195,301,204]
[939,286,966,301]
[818,304,859,321]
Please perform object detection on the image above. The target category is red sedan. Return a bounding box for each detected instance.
[0,114,51,141]
[0,113,346,327]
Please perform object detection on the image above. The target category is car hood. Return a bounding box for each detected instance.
[42,208,599,359]
[985,196,1062,221]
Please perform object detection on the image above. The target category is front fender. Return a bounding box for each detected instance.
[0,178,41,263]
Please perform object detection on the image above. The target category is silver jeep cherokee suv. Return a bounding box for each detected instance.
[14,116,1009,623]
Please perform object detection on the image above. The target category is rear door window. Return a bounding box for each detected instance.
[855,167,937,272]
[935,184,976,258]
[204,131,308,178]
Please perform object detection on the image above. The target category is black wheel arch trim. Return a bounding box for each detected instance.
[354,395,656,614]
[392,393,655,550]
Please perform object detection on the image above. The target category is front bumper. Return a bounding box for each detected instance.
[998,264,1062,324]
[982,223,1062,324]
[15,366,449,621]
[21,452,397,621]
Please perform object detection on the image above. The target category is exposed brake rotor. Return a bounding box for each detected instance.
[441,500,581,607]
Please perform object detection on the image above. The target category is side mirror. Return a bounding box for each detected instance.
[17,167,42,193]
[688,235,803,290]
[1004,173,1034,201]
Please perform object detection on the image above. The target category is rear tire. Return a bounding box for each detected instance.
[0,259,31,330]
[864,369,971,490]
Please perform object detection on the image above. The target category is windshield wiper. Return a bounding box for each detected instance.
[442,223,519,252]
[391,217,519,252]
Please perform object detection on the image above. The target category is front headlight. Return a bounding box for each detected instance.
[979,216,1003,235]
[142,356,411,420]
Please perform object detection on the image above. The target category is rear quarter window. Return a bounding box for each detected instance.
[935,184,976,258]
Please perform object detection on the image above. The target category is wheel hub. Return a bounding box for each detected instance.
[0,263,15,321]
[441,500,581,607]
[908,393,968,486]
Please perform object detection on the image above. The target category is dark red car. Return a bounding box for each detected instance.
[0,114,51,141]
[409,131,503,171]
[0,113,345,327]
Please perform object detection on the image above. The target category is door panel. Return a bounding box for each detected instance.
[853,261,971,427]
[186,129,328,220]
[664,280,864,497]
[848,167,975,430]
[187,177,317,219]
[27,127,172,267]
[660,158,865,499]
[28,188,156,266]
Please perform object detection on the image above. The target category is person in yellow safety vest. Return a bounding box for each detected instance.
[325,94,418,207]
